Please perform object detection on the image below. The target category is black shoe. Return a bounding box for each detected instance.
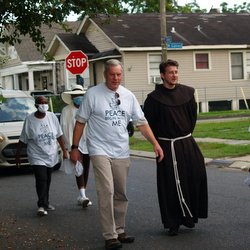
[82,198,90,208]
[105,239,122,250]
[168,226,179,236]
[118,233,135,243]
[182,220,195,228]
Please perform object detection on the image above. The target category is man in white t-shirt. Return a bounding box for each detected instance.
[60,85,92,208]
[16,96,68,216]
[70,59,164,250]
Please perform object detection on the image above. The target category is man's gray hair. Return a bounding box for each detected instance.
[104,59,123,73]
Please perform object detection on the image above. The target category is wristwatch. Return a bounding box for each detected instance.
[71,144,78,150]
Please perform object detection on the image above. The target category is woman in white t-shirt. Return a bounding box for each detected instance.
[16,96,68,216]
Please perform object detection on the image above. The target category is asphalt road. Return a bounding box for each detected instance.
[0,158,250,250]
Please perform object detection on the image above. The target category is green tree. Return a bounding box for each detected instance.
[221,1,250,13]
[118,0,204,13]
[123,0,250,14]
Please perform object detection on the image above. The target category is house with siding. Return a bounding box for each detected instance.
[1,12,250,112]
[0,21,80,93]
[47,12,250,112]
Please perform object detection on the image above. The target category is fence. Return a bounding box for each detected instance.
[133,85,250,112]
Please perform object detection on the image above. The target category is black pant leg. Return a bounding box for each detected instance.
[32,165,52,208]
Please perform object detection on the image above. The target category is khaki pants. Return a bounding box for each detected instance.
[90,155,130,240]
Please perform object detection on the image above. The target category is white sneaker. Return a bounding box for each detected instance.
[37,207,48,216]
[77,196,85,205]
[77,196,92,207]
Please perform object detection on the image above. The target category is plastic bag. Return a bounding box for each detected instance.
[75,161,83,177]
[244,171,250,187]
[62,159,83,177]
[62,159,75,175]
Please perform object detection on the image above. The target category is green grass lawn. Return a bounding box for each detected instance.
[193,118,250,140]
[198,142,250,158]
[130,114,250,159]
[197,110,250,119]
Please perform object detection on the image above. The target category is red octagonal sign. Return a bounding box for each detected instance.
[65,50,89,75]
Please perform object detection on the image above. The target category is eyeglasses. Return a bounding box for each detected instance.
[115,92,121,105]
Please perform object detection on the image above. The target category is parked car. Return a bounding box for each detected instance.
[0,89,61,169]
[29,90,54,97]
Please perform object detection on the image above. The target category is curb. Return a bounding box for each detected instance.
[130,150,250,171]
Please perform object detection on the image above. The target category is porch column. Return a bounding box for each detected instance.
[65,69,70,90]
[0,76,3,88]
[28,70,35,90]
[232,99,238,111]
[201,102,209,113]
[13,74,19,89]
[52,62,57,93]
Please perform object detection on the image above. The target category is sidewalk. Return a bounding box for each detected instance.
[196,137,250,170]
[130,134,250,171]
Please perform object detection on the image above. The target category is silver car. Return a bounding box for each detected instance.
[0,89,36,168]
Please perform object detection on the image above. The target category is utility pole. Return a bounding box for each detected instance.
[160,0,167,61]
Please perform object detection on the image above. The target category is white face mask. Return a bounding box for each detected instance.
[37,104,49,113]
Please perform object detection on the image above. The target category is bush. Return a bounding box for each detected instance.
[49,95,66,113]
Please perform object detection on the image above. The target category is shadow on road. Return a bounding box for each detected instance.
[0,166,33,177]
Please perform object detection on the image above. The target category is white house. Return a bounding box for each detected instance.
[1,12,250,112]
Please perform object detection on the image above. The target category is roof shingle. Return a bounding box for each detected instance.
[91,13,250,47]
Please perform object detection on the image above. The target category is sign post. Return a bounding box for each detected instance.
[65,50,89,75]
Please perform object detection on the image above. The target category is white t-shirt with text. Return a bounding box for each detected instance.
[76,83,147,158]
[20,112,63,167]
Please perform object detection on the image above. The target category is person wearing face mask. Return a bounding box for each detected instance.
[16,95,68,216]
[60,85,92,208]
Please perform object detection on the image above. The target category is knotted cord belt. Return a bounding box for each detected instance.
[158,133,193,218]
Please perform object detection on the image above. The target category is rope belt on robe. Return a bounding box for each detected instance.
[158,133,193,218]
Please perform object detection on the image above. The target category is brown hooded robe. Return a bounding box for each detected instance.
[144,84,208,229]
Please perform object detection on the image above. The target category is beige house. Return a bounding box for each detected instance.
[47,13,250,112]
[0,22,80,93]
[1,13,250,112]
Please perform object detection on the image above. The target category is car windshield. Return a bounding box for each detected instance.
[0,97,36,122]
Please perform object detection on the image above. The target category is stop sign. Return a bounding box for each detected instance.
[65,50,89,74]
